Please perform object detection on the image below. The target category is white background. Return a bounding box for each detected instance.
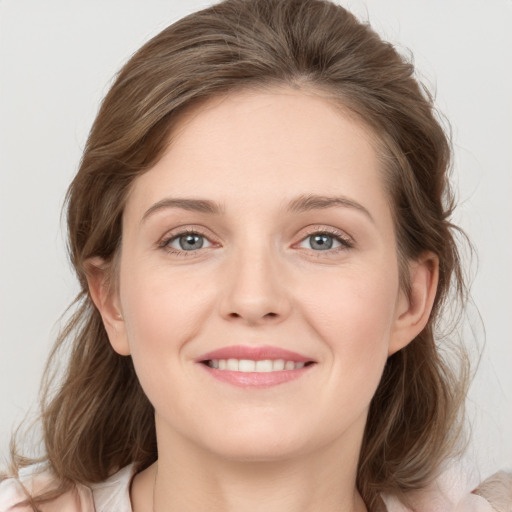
[1,0,511,477]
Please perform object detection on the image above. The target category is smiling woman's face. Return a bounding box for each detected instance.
[91,87,434,463]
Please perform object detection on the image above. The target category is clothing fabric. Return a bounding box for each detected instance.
[1,461,511,512]
[0,464,132,512]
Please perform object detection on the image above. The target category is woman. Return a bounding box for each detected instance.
[1,0,510,510]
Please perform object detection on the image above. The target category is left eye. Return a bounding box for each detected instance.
[297,233,345,251]
[165,232,213,252]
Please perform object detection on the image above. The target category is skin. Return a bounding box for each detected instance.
[88,87,438,512]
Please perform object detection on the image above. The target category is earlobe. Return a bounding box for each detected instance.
[85,256,131,356]
[388,252,439,356]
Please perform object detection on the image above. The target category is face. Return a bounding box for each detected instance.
[95,87,431,463]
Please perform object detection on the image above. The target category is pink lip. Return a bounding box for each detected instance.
[196,344,314,363]
[198,364,313,388]
[195,345,316,389]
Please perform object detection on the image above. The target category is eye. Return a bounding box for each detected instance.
[160,229,213,255]
[297,229,353,253]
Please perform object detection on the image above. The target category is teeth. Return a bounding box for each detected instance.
[207,359,309,372]
[272,359,285,371]
[255,360,273,372]
[239,359,255,372]
[227,358,238,371]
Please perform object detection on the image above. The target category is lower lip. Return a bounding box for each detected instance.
[198,363,314,388]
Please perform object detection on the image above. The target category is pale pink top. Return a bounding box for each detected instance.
[1,461,511,512]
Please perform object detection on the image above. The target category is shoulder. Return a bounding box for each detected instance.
[0,463,94,512]
[381,460,512,512]
[474,471,512,512]
[89,464,135,512]
[0,463,89,512]
[0,464,135,512]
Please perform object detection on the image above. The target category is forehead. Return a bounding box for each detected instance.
[124,86,389,220]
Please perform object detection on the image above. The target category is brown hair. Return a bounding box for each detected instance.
[6,0,470,509]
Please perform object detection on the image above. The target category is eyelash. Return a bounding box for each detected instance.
[158,226,354,258]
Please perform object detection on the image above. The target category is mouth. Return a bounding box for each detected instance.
[201,358,316,372]
[196,345,317,387]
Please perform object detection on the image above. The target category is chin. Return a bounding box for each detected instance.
[195,419,325,463]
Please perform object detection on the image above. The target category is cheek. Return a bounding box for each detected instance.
[299,265,399,394]
[117,262,210,393]
[117,264,214,423]
[120,260,209,343]
[300,263,399,342]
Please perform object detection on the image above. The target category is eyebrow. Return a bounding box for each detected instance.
[141,194,374,223]
[142,198,223,221]
[286,194,374,222]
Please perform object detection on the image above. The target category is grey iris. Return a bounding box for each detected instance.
[180,234,204,250]
[310,234,333,250]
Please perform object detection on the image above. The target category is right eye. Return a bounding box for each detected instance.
[160,229,213,255]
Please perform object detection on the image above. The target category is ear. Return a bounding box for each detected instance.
[85,256,131,356]
[388,252,439,356]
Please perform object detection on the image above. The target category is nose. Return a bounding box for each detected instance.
[218,243,292,326]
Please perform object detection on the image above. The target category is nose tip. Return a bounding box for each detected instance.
[219,251,291,326]
[223,295,288,326]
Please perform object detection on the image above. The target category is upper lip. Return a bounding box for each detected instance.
[196,345,315,363]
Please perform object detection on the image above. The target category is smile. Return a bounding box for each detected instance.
[204,359,311,372]
[197,345,316,387]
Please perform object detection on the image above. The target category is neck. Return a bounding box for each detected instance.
[155,460,366,512]
[131,424,368,512]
